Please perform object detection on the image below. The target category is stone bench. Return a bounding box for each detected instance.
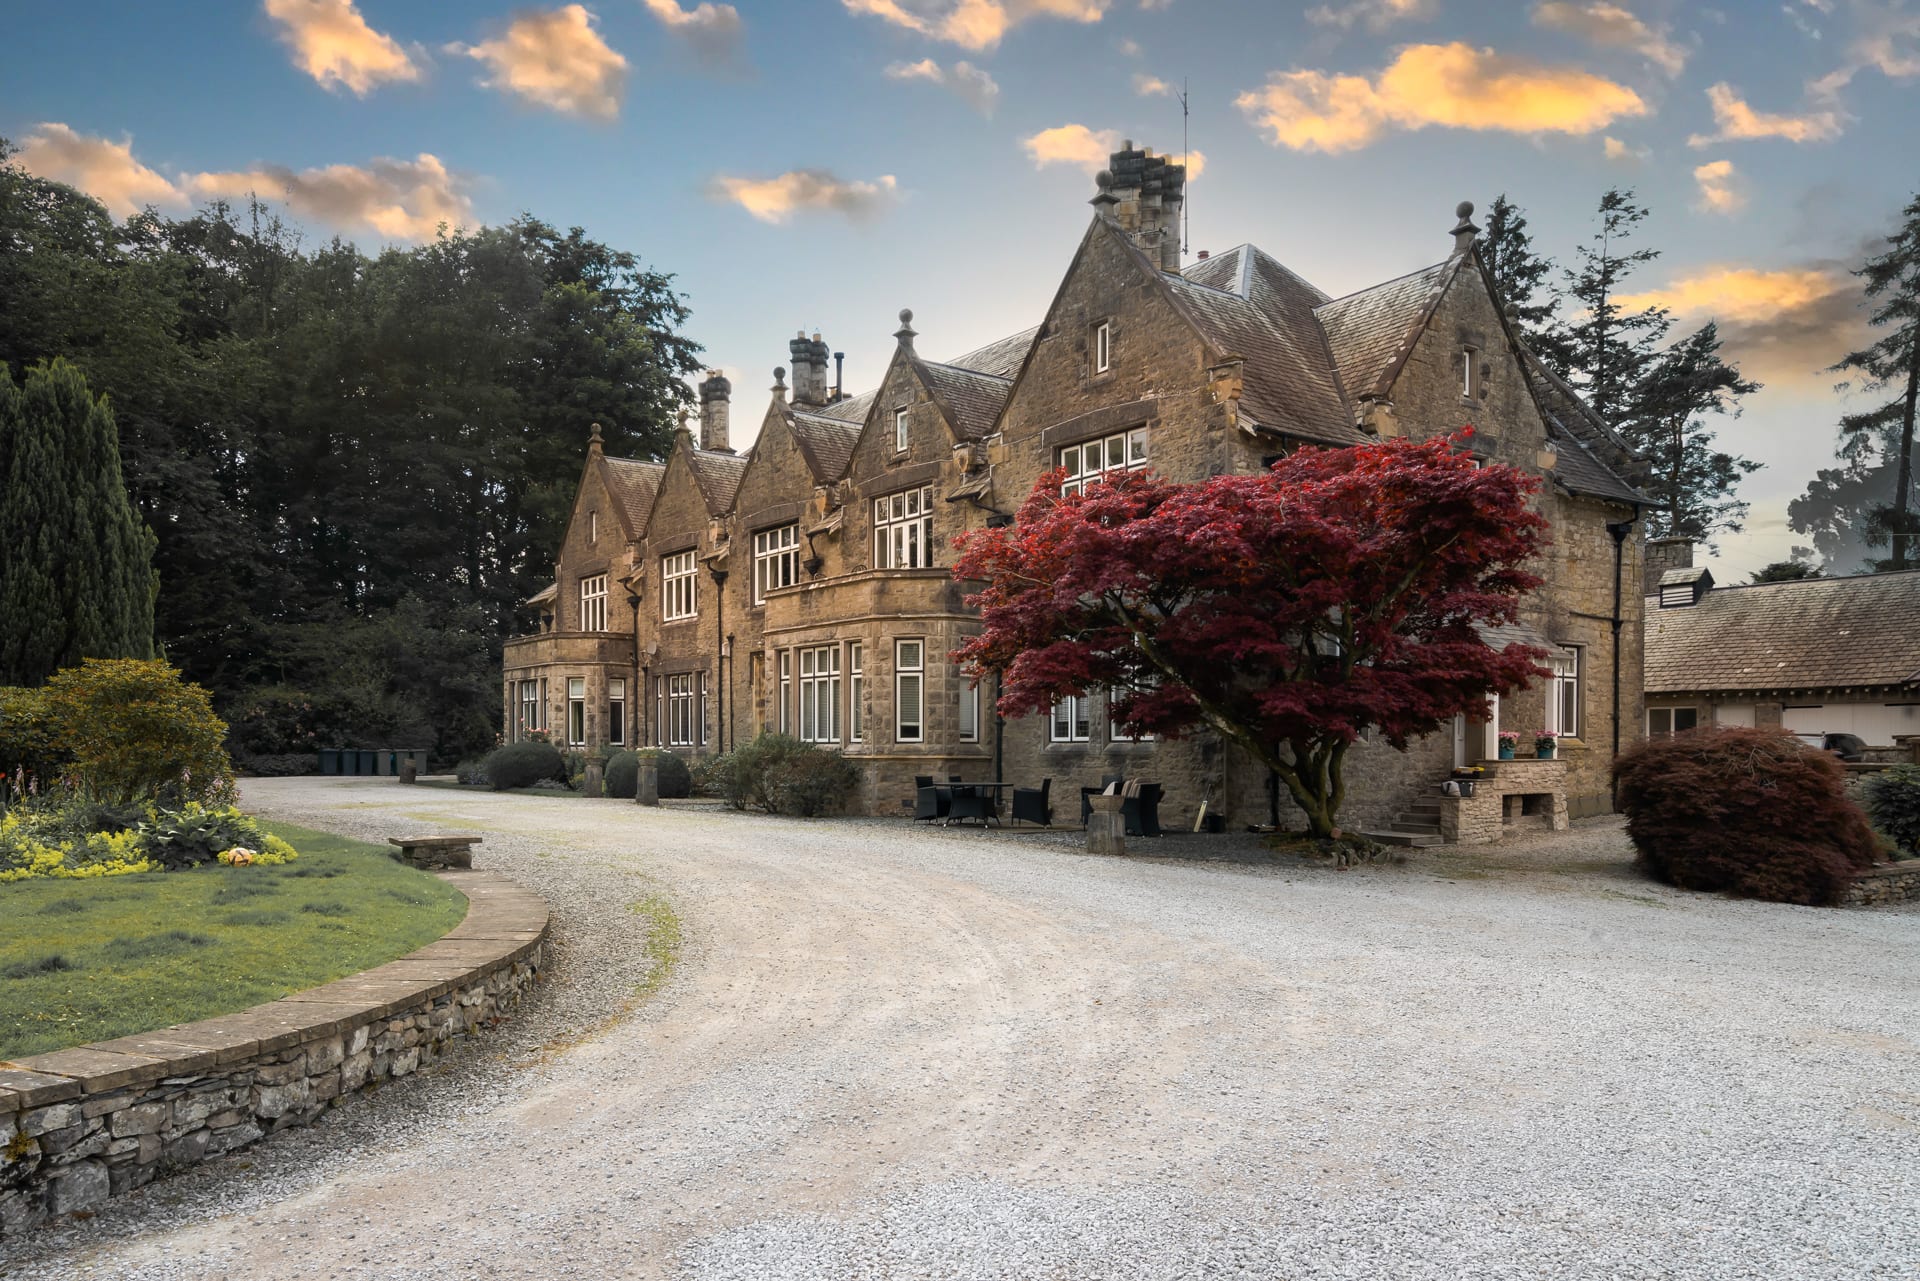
[388,835,482,869]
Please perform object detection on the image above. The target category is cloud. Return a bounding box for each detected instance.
[1181,149,1206,179]
[840,0,1110,51]
[1616,264,1865,385]
[1688,82,1842,145]
[1134,72,1173,96]
[707,170,900,223]
[1022,123,1122,172]
[451,6,627,120]
[1117,36,1141,56]
[1809,7,1920,98]
[1305,0,1437,32]
[1530,2,1688,77]
[639,0,744,65]
[1692,159,1744,214]
[1603,134,1648,161]
[262,0,422,95]
[885,58,1000,114]
[188,153,473,240]
[1235,42,1647,154]
[15,124,188,217]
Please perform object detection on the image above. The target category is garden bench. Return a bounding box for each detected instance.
[388,834,482,869]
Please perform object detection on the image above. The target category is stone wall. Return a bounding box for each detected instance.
[1843,861,1920,907]
[0,870,547,1239]
[1440,759,1571,845]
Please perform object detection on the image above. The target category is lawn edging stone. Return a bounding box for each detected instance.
[0,868,549,1239]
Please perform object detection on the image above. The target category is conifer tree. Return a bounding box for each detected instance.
[1828,190,1920,571]
[1559,189,1671,430]
[0,359,156,684]
[1480,194,1565,366]
[1622,321,1760,543]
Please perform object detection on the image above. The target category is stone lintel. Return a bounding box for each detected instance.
[0,1068,82,1112]
[9,1045,175,1094]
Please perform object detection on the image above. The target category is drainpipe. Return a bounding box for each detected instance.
[1606,517,1637,808]
[723,633,735,752]
[627,592,642,751]
[710,567,728,755]
[992,671,1004,784]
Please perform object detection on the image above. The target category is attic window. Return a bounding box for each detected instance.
[894,407,909,453]
[1459,347,1479,399]
[590,510,598,544]
[1094,321,1112,374]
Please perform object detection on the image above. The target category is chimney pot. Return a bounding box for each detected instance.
[698,369,733,452]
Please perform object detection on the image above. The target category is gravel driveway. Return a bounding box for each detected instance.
[6,777,1917,1280]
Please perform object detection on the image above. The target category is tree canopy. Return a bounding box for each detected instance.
[952,432,1551,839]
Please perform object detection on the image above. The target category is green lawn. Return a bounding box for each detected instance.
[0,822,468,1059]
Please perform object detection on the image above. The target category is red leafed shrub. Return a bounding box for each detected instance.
[1612,727,1879,905]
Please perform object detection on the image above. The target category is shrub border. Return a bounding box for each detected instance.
[0,868,549,1236]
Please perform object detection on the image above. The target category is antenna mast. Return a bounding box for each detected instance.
[1179,78,1191,255]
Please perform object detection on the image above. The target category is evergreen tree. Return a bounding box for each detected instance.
[1750,560,1821,583]
[1559,189,1671,430]
[1621,321,1761,543]
[1789,458,1899,572]
[1827,190,1920,571]
[0,359,156,684]
[1479,194,1565,366]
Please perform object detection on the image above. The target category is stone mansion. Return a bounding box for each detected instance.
[502,145,1650,837]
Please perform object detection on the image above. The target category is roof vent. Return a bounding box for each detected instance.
[1658,566,1713,608]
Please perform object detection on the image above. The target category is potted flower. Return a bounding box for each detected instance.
[1497,730,1519,760]
[1535,730,1558,759]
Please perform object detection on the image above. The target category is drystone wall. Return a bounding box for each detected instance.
[0,870,547,1238]
[1843,862,1920,907]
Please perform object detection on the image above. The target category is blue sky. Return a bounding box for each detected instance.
[7,0,1919,577]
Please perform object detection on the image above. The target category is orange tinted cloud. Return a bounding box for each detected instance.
[841,0,1108,51]
[1617,265,1864,385]
[1692,159,1743,214]
[1236,42,1647,153]
[1022,123,1120,172]
[16,123,187,217]
[886,58,1000,114]
[1305,0,1436,32]
[707,170,900,223]
[190,153,471,240]
[1531,2,1687,77]
[640,0,744,65]
[452,6,627,120]
[1688,82,1842,145]
[263,0,421,96]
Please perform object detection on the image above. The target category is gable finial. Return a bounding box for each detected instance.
[771,365,788,404]
[587,421,604,457]
[894,308,916,351]
[1089,169,1119,209]
[1451,200,1480,255]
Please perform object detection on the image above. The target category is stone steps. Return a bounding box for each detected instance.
[1362,829,1443,848]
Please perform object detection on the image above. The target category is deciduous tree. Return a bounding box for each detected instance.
[952,433,1551,839]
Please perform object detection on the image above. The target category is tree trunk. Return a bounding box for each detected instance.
[1893,330,1919,571]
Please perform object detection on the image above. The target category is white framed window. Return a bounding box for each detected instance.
[1094,321,1111,374]
[894,406,910,453]
[1546,646,1581,738]
[698,672,709,747]
[778,649,791,735]
[1109,685,1158,742]
[519,680,542,739]
[579,574,608,632]
[799,645,841,744]
[654,677,664,747]
[874,485,935,569]
[608,677,626,746]
[753,524,799,605]
[590,510,598,544]
[1460,347,1480,399]
[567,677,587,745]
[661,550,697,621]
[1051,694,1091,743]
[895,639,924,742]
[1648,706,1698,738]
[1059,427,1148,497]
[667,674,695,747]
[958,678,979,743]
[848,642,863,743]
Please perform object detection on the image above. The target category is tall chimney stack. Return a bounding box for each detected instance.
[698,369,732,453]
[1094,142,1185,274]
[787,330,832,406]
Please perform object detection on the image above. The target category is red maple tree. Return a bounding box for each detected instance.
[952,431,1553,838]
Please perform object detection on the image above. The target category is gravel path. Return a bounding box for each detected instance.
[6,777,1917,1279]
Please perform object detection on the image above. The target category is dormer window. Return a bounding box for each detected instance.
[894,406,909,453]
[1459,347,1480,399]
[1094,321,1112,374]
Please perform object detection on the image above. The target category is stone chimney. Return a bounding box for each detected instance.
[698,370,732,453]
[1090,141,1185,274]
[1644,536,1693,597]
[1451,200,1480,255]
[787,330,832,407]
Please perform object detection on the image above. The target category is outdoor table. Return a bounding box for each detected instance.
[941,782,1016,828]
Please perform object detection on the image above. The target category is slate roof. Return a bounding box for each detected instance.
[788,409,863,482]
[600,457,665,537]
[815,388,875,423]
[944,327,1039,379]
[1644,570,1920,695]
[1167,243,1359,446]
[687,447,748,515]
[1313,259,1459,404]
[916,359,1014,441]
[1519,348,1649,506]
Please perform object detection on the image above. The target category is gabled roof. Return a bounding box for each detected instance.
[687,445,748,515]
[599,456,665,538]
[915,359,1013,441]
[1644,570,1920,695]
[1162,241,1356,446]
[788,409,863,482]
[1313,258,1460,405]
[1518,347,1648,505]
[944,327,1038,379]
[814,388,875,423]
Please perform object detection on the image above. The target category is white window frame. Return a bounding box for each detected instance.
[608,677,626,746]
[589,510,598,545]
[777,649,791,735]
[873,485,935,569]
[1460,346,1479,399]
[698,672,709,747]
[662,550,698,621]
[1648,706,1698,738]
[579,574,608,633]
[519,680,542,739]
[848,642,863,743]
[958,678,979,743]
[1059,427,1148,497]
[894,406,910,453]
[895,639,924,743]
[667,674,696,747]
[1051,693,1091,743]
[1108,684,1158,743]
[1546,645,1581,739]
[567,677,587,746]
[753,524,799,606]
[799,645,841,744]
[1094,320,1111,374]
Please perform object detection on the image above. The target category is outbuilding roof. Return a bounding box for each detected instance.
[1644,570,1920,695]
